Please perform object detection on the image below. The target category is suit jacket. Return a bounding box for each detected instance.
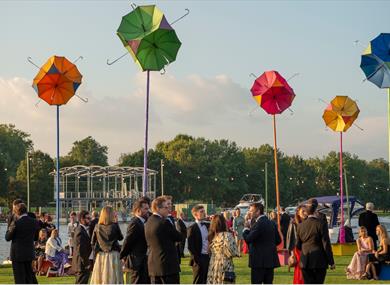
[280,212,291,236]
[72,224,92,273]
[89,218,99,238]
[243,215,281,269]
[296,216,334,269]
[187,222,209,265]
[358,210,380,242]
[145,214,183,277]
[176,218,187,239]
[5,215,38,262]
[120,216,147,271]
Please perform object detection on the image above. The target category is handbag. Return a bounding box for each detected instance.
[223,271,236,284]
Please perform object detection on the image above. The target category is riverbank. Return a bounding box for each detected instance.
[0,256,388,284]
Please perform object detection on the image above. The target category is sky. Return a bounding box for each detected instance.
[1,0,390,165]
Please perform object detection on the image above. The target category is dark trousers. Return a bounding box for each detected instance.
[12,261,36,284]
[75,270,91,284]
[151,273,180,284]
[179,240,186,257]
[301,268,327,284]
[192,254,210,284]
[251,268,274,284]
[129,266,150,284]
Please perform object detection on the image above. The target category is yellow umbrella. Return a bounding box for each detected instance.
[322,95,359,244]
[322,96,359,132]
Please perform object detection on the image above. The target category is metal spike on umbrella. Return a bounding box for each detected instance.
[250,70,296,232]
[360,33,390,185]
[31,55,82,229]
[322,96,359,244]
[115,5,182,196]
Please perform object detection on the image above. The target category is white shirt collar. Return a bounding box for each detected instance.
[256,214,266,222]
[153,213,163,218]
[136,215,145,223]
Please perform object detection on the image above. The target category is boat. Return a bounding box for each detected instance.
[234,194,264,216]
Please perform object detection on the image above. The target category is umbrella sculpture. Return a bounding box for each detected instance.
[360,33,390,184]
[32,55,82,229]
[250,70,296,231]
[116,5,181,195]
[322,96,360,243]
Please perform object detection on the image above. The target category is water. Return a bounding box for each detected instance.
[0,222,129,262]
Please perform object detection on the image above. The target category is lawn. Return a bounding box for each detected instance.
[0,255,388,284]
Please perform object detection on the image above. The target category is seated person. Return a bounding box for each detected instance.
[45,229,71,276]
[363,225,390,280]
[346,226,374,279]
[35,229,48,274]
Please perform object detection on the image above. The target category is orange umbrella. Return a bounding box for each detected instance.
[31,55,82,229]
[32,56,82,105]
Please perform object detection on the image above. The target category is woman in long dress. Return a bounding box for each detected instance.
[90,205,124,284]
[45,229,70,276]
[346,226,374,279]
[286,205,307,285]
[232,208,245,257]
[207,214,239,284]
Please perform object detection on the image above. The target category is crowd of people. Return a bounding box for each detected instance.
[4,196,390,284]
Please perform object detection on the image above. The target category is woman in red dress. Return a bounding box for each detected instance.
[286,205,308,284]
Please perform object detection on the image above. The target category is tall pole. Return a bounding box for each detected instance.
[265,162,268,214]
[143,70,150,197]
[339,132,345,243]
[26,152,30,212]
[56,105,60,230]
[272,115,281,231]
[388,89,390,186]
[161,159,164,196]
[344,167,350,224]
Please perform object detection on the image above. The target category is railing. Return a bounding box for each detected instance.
[59,191,154,200]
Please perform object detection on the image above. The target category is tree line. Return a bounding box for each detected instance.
[0,124,388,210]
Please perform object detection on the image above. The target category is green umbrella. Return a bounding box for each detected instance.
[115,5,182,196]
[117,5,181,71]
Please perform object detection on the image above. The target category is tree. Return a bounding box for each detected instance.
[16,151,54,207]
[65,136,108,166]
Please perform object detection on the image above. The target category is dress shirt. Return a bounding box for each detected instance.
[196,220,209,254]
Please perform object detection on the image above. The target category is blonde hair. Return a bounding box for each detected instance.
[358,226,367,238]
[223,210,231,220]
[98,205,115,225]
[377,225,390,243]
[50,229,58,238]
[151,196,167,213]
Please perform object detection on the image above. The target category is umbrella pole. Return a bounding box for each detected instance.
[56,105,60,230]
[339,132,345,243]
[143,70,150,197]
[344,167,350,224]
[272,115,281,231]
[388,88,390,187]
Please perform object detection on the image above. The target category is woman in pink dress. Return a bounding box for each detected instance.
[346,226,374,279]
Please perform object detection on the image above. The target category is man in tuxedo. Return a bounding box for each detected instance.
[72,210,92,284]
[145,196,183,284]
[120,198,151,284]
[176,212,187,258]
[243,202,281,284]
[187,205,210,284]
[88,211,99,238]
[296,200,335,284]
[280,207,291,248]
[359,202,380,250]
[5,203,38,284]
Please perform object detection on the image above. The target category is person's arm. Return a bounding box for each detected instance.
[166,219,183,242]
[5,220,16,241]
[320,221,335,267]
[356,238,362,252]
[243,221,261,243]
[120,222,137,259]
[116,223,124,241]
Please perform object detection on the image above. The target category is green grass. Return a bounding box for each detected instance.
[0,255,388,284]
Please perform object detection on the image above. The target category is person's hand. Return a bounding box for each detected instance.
[330,264,336,270]
[375,252,379,258]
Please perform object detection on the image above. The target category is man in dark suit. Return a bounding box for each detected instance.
[145,196,183,284]
[72,210,92,284]
[187,205,210,284]
[120,198,151,284]
[243,202,281,284]
[296,200,335,284]
[280,207,290,248]
[359,202,380,250]
[5,203,38,284]
[88,210,99,238]
[176,212,187,258]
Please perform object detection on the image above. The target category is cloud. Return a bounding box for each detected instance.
[0,74,387,166]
